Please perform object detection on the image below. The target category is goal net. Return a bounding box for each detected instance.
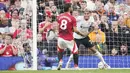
[36,0,130,70]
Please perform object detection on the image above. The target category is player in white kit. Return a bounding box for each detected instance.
[66,9,110,69]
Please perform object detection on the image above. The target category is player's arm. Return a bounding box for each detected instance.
[82,22,95,36]
[73,26,85,36]
[39,22,51,33]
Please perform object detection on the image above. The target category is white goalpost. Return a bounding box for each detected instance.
[32,0,37,70]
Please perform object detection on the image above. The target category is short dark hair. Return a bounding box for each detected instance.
[11,9,19,16]
[64,3,72,12]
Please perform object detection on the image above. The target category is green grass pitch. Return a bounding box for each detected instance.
[0,69,130,73]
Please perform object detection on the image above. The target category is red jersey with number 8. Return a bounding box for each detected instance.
[57,12,76,41]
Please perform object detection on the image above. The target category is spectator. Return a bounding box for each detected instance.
[118,16,126,27]
[39,11,52,40]
[0,9,8,25]
[51,21,58,36]
[124,10,130,28]
[0,9,9,33]
[79,0,87,15]
[101,0,108,4]
[89,24,105,44]
[13,19,32,39]
[38,11,53,56]
[111,47,118,56]
[92,12,100,24]
[72,10,79,18]
[86,0,96,11]
[4,0,10,9]
[37,33,44,51]
[51,5,59,21]
[8,4,15,14]
[88,24,108,54]
[25,14,32,27]
[14,0,24,12]
[96,2,106,17]
[116,0,125,4]
[12,37,24,56]
[14,0,24,19]
[0,34,18,57]
[115,3,126,16]
[9,9,20,34]
[44,6,52,19]
[71,0,80,11]
[0,0,7,12]
[23,42,32,68]
[99,15,109,32]
[25,0,32,17]
[126,0,130,9]
[119,42,128,56]
[38,0,45,14]
[48,0,55,7]
[46,21,58,41]
[104,0,113,12]
[106,21,120,54]
[118,16,130,51]
[37,0,46,22]
[107,5,119,25]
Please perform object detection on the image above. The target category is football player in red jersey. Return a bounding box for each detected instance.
[57,3,85,70]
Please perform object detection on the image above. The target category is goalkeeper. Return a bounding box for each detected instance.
[66,9,110,69]
[37,49,58,70]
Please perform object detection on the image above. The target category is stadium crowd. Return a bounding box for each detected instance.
[0,0,33,57]
[37,0,130,56]
[0,0,129,70]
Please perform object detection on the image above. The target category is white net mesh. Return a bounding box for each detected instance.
[37,0,130,70]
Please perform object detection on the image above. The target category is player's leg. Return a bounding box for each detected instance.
[89,46,106,64]
[89,46,110,68]
[57,46,64,62]
[65,53,73,68]
[83,36,110,68]
[65,39,80,68]
[67,40,79,68]
[57,38,66,70]
[57,46,64,70]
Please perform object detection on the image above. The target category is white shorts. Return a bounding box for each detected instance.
[57,37,78,54]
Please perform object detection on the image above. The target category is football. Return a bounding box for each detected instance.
[98,62,104,69]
